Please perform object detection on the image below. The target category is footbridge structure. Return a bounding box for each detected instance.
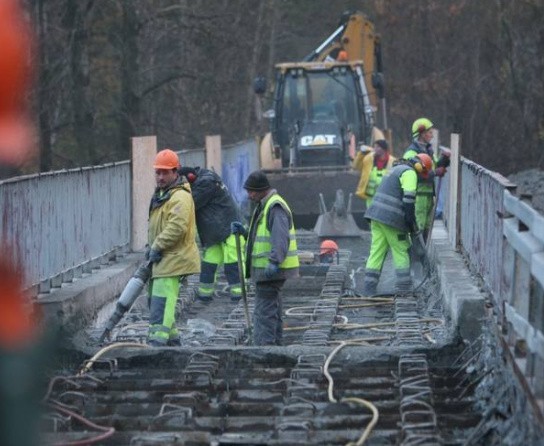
[1,135,543,444]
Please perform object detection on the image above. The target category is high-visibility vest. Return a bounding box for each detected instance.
[403,143,437,197]
[365,164,417,231]
[250,194,299,270]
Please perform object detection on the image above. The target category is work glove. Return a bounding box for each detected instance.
[403,202,417,233]
[264,262,280,279]
[436,154,450,168]
[148,248,162,264]
[435,166,447,177]
[230,221,248,238]
[144,245,151,260]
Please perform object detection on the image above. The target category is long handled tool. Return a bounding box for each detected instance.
[98,261,152,343]
[234,233,252,344]
[426,176,443,248]
[411,230,432,291]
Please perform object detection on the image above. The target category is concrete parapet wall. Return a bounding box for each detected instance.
[38,253,142,341]
[429,221,486,341]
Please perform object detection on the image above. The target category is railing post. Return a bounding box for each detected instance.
[447,133,460,248]
[131,136,157,251]
[205,135,222,173]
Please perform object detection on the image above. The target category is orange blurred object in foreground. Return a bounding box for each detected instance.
[0,258,39,349]
[0,0,36,166]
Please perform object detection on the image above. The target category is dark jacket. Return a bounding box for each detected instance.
[188,167,240,247]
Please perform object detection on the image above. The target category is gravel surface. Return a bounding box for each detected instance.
[508,168,544,215]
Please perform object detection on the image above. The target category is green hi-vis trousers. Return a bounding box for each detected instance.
[416,193,434,232]
[362,221,412,295]
[198,234,243,299]
[148,277,181,345]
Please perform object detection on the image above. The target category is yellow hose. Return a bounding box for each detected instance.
[78,342,149,376]
[323,340,380,445]
[284,317,444,332]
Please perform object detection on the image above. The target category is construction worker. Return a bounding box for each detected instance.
[146,149,200,346]
[319,239,339,264]
[361,154,433,296]
[403,118,450,240]
[178,166,243,302]
[353,139,396,207]
[231,170,299,346]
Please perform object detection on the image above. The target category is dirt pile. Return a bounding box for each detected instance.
[508,168,544,215]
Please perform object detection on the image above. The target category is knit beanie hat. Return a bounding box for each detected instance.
[243,170,270,191]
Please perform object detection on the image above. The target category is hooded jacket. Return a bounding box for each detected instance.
[352,149,396,200]
[187,167,240,247]
[148,178,200,278]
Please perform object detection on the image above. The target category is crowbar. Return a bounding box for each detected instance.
[234,232,253,344]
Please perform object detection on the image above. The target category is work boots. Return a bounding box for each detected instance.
[215,287,242,302]
[167,337,181,347]
[195,291,213,303]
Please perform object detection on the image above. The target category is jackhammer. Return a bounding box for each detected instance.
[98,261,152,343]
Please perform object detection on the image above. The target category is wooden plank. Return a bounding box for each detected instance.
[505,303,544,358]
[503,218,543,263]
[131,136,157,251]
[447,133,460,248]
[205,135,222,173]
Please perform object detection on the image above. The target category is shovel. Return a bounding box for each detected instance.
[426,176,442,248]
[234,232,253,344]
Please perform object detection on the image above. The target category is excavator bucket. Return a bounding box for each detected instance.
[313,189,362,237]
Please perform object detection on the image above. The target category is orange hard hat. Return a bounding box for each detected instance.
[413,153,433,179]
[153,149,180,170]
[337,50,349,62]
[320,239,339,254]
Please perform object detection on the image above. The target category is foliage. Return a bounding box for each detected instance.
[22,0,544,176]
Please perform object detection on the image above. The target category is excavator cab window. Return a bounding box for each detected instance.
[281,74,307,125]
[271,62,370,168]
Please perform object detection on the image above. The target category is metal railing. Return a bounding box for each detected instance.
[0,140,258,296]
[0,162,131,295]
[447,153,544,413]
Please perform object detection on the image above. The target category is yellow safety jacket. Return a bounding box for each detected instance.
[148,180,201,278]
[352,150,396,200]
[249,194,299,270]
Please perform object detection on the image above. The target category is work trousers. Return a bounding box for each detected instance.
[148,277,181,345]
[198,234,242,299]
[253,280,285,346]
[362,221,412,295]
[415,193,434,233]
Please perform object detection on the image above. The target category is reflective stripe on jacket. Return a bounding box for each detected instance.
[249,194,299,270]
[364,164,417,231]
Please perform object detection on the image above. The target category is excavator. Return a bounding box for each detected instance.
[254,10,388,236]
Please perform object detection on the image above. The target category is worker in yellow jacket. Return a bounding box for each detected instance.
[147,149,200,346]
[352,139,396,207]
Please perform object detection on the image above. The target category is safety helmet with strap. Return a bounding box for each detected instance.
[411,153,433,179]
[411,118,434,138]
